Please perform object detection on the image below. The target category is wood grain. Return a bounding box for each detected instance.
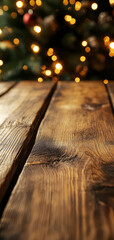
[107,81,114,111]
[0,82,114,240]
[0,82,17,97]
[0,81,56,206]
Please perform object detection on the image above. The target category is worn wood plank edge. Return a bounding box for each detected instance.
[0,81,18,97]
[106,81,114,113]
[0,82,57,218]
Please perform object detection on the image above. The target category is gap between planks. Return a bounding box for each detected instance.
[0,81,57,217]
[0,81,18,97]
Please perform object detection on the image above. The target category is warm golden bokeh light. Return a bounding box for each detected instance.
[109,42,114,49]
[30,0,36,7]
[36,0,42,6]
[31,44,40,53]
[85,47,91,53]
[103,79,108,84]
[23,65,28,70]
[75,77,80,83]
[45,70,52,76]
[55,63,63,70]
[104,36,110,46]
[16,1,23,8]
[0,69,2,74]
[47,48,54,56]
[70,0,75,4]
[3,5,8,11]
[13,38,20,45]
[109,0,114,6]
[91,3,98,10]
[75,1,82,11]
[11,12,17,19]
[63,0,68,6]
[82,40,87,47]
[64,15,72,22]
[80,56,86,62]
[38,77,43,82]
[51,55,57,61]
[41,65,46,70]
[0,29,2,35]
[0,60,3,66]
[34,26,41,33]
[55,69,61,74]
[18,9,24,15]
[70,18,76,25]
[0,9,3,15]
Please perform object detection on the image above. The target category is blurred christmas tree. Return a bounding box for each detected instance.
[0,0,114,82]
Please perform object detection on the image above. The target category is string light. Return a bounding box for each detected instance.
[75,77,80,83]
[109,42,114,49]
[13,38,20,45]
[55,63,63,70]
[80,56,86,62]
[64,15,72,22]
[17,9,24,15]
[3,5,8,11]
[29,0,35,7]
[55,69,61,74]
[109,42,114,57]
[23,65,28,70]
[0,29,2,35]
[51,55,57,61]
[45,70,52,76]
[85,47,91,53]
[91,3,98,10]
[36,0,42,6]
[82,40,88,47]
[47,48,54,56]
[31,44,40,53]
[0,60,3,66]
[109,0,114,7]
[70,0,75,4]
[104,79,108,84]
[0,9,3,15]
[18,9,24,15]
[109,52,113,57]
[63,0,68,5]
[34,26,41,33]
[75,1,82,11]
[11,12,17,19]
[64,15,76,25]
[41,65,46,70]
[70,18,76,25]
[16,1,24,8]
[28,9,33,14]
[38,77,43,82]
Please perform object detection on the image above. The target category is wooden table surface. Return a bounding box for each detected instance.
[0,81,114,240]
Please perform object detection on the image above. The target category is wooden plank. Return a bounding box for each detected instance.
[107,81,114,111]
[0,81,17,97]
[0,82,114,240]
[0,81,56,207]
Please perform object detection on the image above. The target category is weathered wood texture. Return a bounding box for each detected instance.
[0,82,114,240]
[0,82,16,97]
[0,81,55,206]
[107,81,114,111]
